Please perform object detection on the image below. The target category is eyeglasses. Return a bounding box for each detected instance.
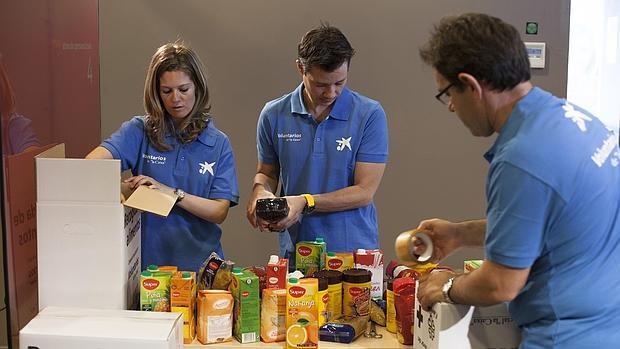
[435,82,454,105]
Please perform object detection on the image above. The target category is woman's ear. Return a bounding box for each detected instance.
[457,72,483,100]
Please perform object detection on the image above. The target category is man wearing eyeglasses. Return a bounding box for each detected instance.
[414,13,620,348]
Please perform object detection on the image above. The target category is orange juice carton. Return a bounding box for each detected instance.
[266,255,289,289]
[326,252,354,272]
[171,271,197,343]
[171,271,196,307]
[261,288,287,342]
[229,267,260,343]
[354,249,384,300]
[197,290,234,344]
[296,238,326,276]
[464,259,484,273]
[286,278,318,349]
[158,265,179,273]
[182,318,196,344]
[140,270,172,312]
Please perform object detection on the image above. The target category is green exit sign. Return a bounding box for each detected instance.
[526,22,539,35]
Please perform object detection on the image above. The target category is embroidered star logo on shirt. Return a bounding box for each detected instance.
[562,102,592,132]
[199,161,215,175]
[336,137,352,151]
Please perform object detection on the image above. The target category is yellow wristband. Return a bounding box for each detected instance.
[301,193,315,214]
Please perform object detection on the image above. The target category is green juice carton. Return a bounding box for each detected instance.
[140,270,172,312]
[295,238,326,276]
[229,267,260,343]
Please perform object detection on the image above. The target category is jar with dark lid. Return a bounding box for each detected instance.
[313,269,343,284]
[342,268,372,317]
[313,270,343,321]
[342,268,372,283]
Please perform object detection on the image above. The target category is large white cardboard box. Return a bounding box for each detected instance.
[414,302,473,349]
[36,144,142,310]
[468,303,521,348]
[19,306,183,349]
[414,302,522,349]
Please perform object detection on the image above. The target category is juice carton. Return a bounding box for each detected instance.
[266,255,288,289]
[229,267,260,343]
[286,278,318,349]
[354,249,384,300]
[296,238,326,276]
[261,288,287,342]
[140,270,172,312]
[171,271,197,344]
[464,259,484,273]
[158,265,179,273]
[326,252,354,272]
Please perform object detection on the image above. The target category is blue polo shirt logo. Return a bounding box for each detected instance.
[199,161,215,175]
[562,102,592,132]
[336,136,352,151]
[142,153,166,165]
[278,133,302,142]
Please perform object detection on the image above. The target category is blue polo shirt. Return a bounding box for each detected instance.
[484,87,620,348]
[102,116,239,273]
[257,83,388,258]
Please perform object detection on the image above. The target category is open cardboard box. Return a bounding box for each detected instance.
[35,144,178,311]
[19,306,183,349]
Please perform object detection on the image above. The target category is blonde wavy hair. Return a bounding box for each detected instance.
[143,42,211,151]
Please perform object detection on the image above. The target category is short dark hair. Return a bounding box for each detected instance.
[419,13,530,91]
[297,23,355,73]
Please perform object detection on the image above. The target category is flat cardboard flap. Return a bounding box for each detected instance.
[35,143,65,159]
[123,185,177,217]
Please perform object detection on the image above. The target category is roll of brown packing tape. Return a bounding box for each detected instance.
[394,229,433,263]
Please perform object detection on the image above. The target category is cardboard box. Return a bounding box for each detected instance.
[414,302,473,349]
[35,144,177,311]
[19,306,182,349]
[414,301,521,348]
[469,303,521,348]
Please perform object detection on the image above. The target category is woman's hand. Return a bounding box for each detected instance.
[124,175,173,194]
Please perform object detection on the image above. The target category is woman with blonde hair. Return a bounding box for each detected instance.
[87,42,239,272]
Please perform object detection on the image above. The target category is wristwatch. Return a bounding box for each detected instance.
[441,276,456,304]
[301,193,315,214]
[174,188,186,203]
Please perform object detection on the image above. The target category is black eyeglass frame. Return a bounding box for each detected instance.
[435,82,454,105]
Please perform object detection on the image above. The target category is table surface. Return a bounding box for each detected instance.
[186,325,410,348]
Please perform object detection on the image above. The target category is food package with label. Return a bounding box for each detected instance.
[196,290,233,345]
[319,316,367,343]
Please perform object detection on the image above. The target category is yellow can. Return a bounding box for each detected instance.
[342,269,371,317]
[312,270,343,321]
[316,277,328,327]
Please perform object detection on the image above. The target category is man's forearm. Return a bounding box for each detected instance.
[253,173,278,195]
[456,219,487,247]
[312,185,373,213]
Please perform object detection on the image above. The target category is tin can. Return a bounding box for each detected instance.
[342,269,371,317]
[313,270,343,321]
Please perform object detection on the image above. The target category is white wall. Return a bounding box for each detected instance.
[568,0,620,134]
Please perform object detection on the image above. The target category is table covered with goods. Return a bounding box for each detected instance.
[135,231,454,348]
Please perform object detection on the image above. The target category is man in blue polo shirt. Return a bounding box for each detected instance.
[246,24,388,262]
[414,13,620,348]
